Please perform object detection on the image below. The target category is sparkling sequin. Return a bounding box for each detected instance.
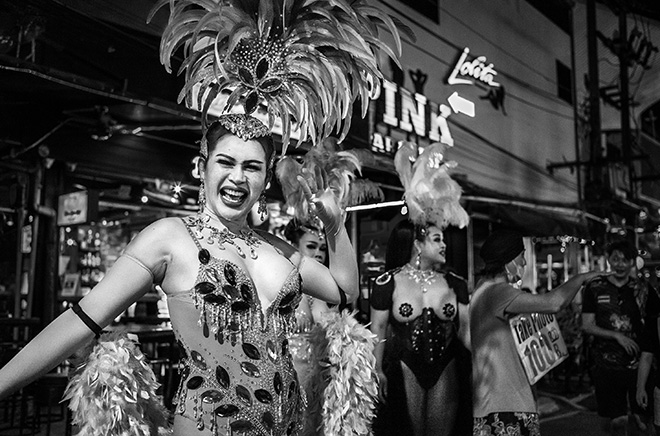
[224,264,237,285]
[262,411,275,430]
[236,385,252,406]
[201,390,224,404]
[240,283,252,301]
[288,381,297,399]
[240,361,260,378]
[230,420,254,433]
[214,404,239,417]
[254,389,273,404]
[216,365,230,389]
[222,285,241,300]
[198,249,210,264]
[281,339,289,356]
[267,340,277,362]
[231,301,250,312]
[191,351,208,370]
[242,343,261,360]
[204,293,226,305]
[186,376,204,390]
[195,281,215,294]
[274,372,283,395]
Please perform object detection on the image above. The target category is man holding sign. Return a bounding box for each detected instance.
[471,229,606,436]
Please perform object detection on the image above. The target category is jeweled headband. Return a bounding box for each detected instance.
[149,0,414,154]
[199,113,271,158]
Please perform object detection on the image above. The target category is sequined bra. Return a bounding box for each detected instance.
[169,218,304,435]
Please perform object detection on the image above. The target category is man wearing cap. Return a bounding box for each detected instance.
[582,239,654,436]
[471,229,606,436]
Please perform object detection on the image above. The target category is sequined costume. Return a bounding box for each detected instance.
[168,217,304,435]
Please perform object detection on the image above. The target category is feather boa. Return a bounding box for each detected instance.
[149,0,414,153]
[303,310,379,436]
[276,137,362,222]
[394,141,469,229]
[63,331,169,436]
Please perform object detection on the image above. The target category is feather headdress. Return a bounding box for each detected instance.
[276,137,369,223]
[149,0,413,153]
[394,141,469,229]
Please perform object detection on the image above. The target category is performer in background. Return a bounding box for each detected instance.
[371,142,471,436]
[0,1,411,435]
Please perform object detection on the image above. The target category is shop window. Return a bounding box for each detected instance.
[556,60,573,105]
[400,0,439,23]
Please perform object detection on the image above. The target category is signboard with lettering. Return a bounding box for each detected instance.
[509,313,568,385]
[57,191,98,226]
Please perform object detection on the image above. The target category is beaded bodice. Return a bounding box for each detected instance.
[170,220,304,436]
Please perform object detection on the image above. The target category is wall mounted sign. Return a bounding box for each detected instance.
[57,190,98,226]
[371,79,455,156]
[448,47,500,88]
[447,47,506,115]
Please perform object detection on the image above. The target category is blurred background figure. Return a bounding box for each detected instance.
[583,239,656,436]
[371,220,470,436]
[472,229,604,436]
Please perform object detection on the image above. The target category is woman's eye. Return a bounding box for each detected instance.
[306,244,316,250]
[245,165,262,172]
[218,159,233,167]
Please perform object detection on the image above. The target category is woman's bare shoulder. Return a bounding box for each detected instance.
[127,216,191,252]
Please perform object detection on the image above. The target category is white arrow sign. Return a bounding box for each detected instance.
[447,92,475,117]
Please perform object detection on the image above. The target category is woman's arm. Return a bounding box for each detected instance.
[370,307,389,401]
[505,271,605,315]
[458,302,470,351]
[0,257,153,399]
[0,218,177,400]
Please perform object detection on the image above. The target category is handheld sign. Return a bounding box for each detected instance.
[509,313,568,385]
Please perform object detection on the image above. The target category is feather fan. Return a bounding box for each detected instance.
[149,0,414,153]
[394,142,469,229]
[276,137,363,222]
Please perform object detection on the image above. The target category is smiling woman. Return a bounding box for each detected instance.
[0,0,410,434]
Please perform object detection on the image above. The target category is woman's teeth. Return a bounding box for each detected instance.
[221,188,247,203]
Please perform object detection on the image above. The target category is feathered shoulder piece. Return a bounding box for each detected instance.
[63,330,169,436]
[394,141,469,229]
[276,137,362,222]
[149,0,414,153]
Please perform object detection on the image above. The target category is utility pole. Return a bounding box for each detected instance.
[586,0,602,187]
[617,9,635,198]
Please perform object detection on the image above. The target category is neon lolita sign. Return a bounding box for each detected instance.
[447,47,500,88]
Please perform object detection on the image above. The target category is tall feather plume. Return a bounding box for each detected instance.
[394,142,469,229]
[149,0,414,153]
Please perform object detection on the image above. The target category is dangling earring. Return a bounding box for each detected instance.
[198,180,206,214]
[415,251,421,269]
[258,193,267,220]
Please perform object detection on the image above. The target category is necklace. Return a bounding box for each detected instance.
[191,213,263,260]
[402,263,437,293]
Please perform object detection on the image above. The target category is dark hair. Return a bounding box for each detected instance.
[204,121,275,168]
[606,239,637,260]
[384,220,429,271]
[283,220,307,246]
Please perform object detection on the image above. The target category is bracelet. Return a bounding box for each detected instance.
[338,286,347,307]
[72,303,105,339]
